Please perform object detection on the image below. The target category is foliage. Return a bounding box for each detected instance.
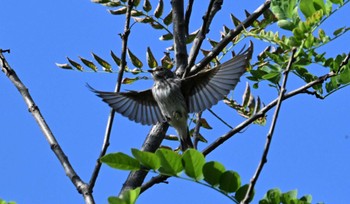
[101,148,251,203]
[0,199,16,204]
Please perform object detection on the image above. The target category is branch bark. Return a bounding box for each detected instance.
[89,0,135,191]
[0,50,95,204]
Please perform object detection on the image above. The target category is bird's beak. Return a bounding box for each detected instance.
[148,69,155,73]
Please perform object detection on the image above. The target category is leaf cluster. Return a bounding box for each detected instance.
[259,188,313,204]
[101,148,251,203]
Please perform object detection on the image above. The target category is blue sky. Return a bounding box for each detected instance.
[1,0,349,204]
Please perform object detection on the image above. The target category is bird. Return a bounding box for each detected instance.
[90,43,253,150]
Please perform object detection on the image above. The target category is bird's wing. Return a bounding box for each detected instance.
[89,86,164,125]
[181,44,253,113]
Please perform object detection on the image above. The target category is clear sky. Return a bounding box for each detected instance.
[1,0,349,204]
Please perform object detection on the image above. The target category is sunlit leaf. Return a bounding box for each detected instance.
[131,148,160,170]
[159,33,173,41]
[109,7,127,15]
[300,0,316,18]
[108,197,126,204]
[127,49,143,68]
[111,51,121,66]
[79,57,97,72]
[182,149,205,181]
[92,53,112,72]
[100,152,140,170]
[155,148,183,176]
[146,47,158,68]
[56,63,73,70]
[67,57,83,71]
[119,187,140,204]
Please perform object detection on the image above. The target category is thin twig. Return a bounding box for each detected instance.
[185,0,223,77]
[208,109,233,129]
[193,112,203,149]
[241,48,297,203]
[189,0,271,76]
[0,50,95,204]
[88,0,134,191]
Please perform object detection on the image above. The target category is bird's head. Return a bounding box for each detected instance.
[148,66,174,80]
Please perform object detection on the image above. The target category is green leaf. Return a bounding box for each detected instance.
[56,63,73,70]
[186,29,199,44]
[109,7,127,15]
[300,194,312,202]
[100,152,140,170]
[143,0,152,12]
[108,197,127,204]
[92,53,112,72]
[281,189,298,204]
[67,57,83,71]
[131,10,143,17]
[181,149,205,181]
[203,161,226,186]
[262,72,281,80]
[133,0,141,7]
[330,0,343,4]
[163,9,173,25]
[160,53,173,69]
[300,0,316,18]
[131,148,160,170]
[111,51,121,66]
[197,118,212,129]
[122,77,138,84]
[277,19,295,30]
[313,0,326,13]
[235,184,255,203]
[333,26,346,36]
[154,0,163,18]
[267,188,282,204]
[339,66,350,84]
[127,49,143,68]
[219,170,241,193]
[146,47,158,68]
[159,33,173,41]
[119,187,140,204]
[79,57,97,72]
[155,148,183,176]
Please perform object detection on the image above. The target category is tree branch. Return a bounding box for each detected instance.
[171,0,189,77]
[0,50,95,204]
[89,0,134,192]
[189,0,271,76]
[241,48,297,204]
[185,0,223,77]
[184,0,194,37]
[193,112,203,149]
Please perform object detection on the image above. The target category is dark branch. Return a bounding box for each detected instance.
[89,0,134,192]
[185,0,223,77]
[0,50,95,204]
[184,0,194,37]
[171,0,189,77]
[241,48,297,204]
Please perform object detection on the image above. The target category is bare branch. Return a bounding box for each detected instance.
[0,50,95,204]
[189,0,271,75]
[171,0,189,76]
[89,0,134,191]
[185,0,223,77]
[241,48,297,204]
[184,0,194,37]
